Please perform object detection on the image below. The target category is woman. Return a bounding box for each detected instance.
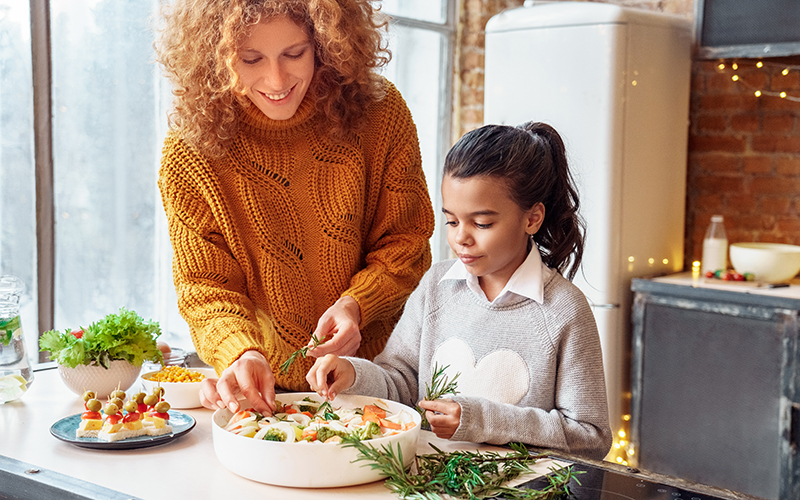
[155,0,434,415]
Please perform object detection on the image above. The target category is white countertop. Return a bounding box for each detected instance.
[650,272,800,299]
[1,367,557,499]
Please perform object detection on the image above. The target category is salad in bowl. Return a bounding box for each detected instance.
[212,392,421,487]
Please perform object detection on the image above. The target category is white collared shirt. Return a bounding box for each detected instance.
[439,246,553,305]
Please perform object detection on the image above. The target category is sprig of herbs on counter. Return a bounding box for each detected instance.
[278,334,326,375]
[417,363,460,427]
[342,437,580,500]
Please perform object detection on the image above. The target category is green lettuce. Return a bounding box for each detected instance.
[39,307,163,369]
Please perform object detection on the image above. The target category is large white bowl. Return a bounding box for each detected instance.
[140,367,217,409]
[212,392,421,488]
[58,360,141,399]
[729,242,800,283]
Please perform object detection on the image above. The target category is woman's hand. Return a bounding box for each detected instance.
[306,354,356,401]
[307,296,362,357]
[199,350,276,415]
[418,399,461,439]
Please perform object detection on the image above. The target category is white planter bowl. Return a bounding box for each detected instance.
[729,242,800,283]
[140,367,216,409]
[58,360,142,399]
[212,392,421,487]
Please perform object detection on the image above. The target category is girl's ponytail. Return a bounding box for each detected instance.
[520,122,585,280]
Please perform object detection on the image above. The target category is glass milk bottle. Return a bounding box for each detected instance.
[0,275,34,403]
[702,215,728,275]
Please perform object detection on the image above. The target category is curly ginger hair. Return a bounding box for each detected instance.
[155,0,391,157]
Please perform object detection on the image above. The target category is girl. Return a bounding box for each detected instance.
[155,0,434,416]
[307,122,612,460]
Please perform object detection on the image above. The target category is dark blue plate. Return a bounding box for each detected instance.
[50,410,196,450]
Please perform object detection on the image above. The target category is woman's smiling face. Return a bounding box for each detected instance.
[235,16,315,121]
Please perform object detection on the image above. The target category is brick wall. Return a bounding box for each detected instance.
[454,0,800,270]
[688,57,800,262]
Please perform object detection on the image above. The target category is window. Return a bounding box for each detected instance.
[1,0,454,363]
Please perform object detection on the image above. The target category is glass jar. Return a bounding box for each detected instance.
[0,275,33,403]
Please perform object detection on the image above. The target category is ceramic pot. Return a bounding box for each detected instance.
[58,360,141,399]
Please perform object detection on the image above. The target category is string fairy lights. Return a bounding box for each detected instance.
[717,60,800,102]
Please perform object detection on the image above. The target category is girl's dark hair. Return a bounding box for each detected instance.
[443,122,585,280]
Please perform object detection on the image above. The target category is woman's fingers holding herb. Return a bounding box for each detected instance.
[308,297,362,358]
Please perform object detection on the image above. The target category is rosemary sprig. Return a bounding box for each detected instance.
[417,363,460,427]
[278,334,325,375]
[342,436,580,500]
[317,400,339,420]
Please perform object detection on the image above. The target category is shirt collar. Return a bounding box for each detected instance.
[439,246,551,305]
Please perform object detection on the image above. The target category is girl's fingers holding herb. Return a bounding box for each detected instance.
[418,398,462,439]
[306,354,355,400]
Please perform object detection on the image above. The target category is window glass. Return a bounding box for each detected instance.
[381,0,447,24]
[49,1,188,342]
[383,24,448,260]
[0,2,38,359]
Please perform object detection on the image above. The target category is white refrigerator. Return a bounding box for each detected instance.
[484,1,692,432]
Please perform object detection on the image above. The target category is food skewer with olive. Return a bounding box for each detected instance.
[73,387,174,441]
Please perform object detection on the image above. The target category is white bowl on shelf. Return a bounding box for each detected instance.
[58,360,141,399]
[139,367,216,409]
[211,392,421,487]
[729,242,800,283]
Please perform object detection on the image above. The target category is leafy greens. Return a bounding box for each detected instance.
[39,307,163,368]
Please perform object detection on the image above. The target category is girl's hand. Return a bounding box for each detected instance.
[418,399,461,439]
[306,354,356,401]
[199,350,276,415]
[307,296,362,357]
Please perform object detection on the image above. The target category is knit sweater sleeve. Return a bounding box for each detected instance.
[450,282,613,460]
[342,83,435,335]
[342,264,434,408]
[158,134,267,373]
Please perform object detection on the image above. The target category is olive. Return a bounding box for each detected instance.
[82,390,96,402]
[110,389,126,401]
[109,397,125,409]
[86,399,102,412]
[151,386,165,398]
[131,392,146,404]
[123,400,137,413]
[143,394,158,407]
[154,401,170,413]
[104,403,119,415]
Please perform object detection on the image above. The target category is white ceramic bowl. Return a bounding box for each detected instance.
[729,242,800,283]
[140,367,216,409]
[58,360,141,399]
[212,392,421,488]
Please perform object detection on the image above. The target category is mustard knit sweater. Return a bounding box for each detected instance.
[158,80,435,390]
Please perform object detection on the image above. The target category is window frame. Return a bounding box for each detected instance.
[386,4,457,261]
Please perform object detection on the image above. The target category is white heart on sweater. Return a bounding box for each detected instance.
[432,337,529,405]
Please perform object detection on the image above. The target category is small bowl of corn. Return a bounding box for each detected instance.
[140,365,217,409]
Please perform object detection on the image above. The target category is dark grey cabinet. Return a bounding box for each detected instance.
[630,277,800,500]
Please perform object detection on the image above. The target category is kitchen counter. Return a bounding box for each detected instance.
[650,271,800,302]
[0,367,558,500]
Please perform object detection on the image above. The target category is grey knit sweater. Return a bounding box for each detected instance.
[345,259,613,460]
